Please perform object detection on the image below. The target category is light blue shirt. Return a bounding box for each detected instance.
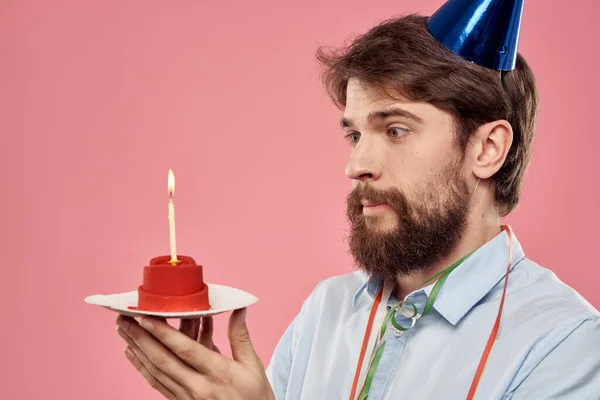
[265,230,600,399]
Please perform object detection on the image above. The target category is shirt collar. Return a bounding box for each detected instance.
[352,228,525,325]
[352,274,383,307]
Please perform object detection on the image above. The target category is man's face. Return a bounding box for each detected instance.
[343,78,472,280]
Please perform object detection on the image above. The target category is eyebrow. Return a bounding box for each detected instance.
[340,107,424,129]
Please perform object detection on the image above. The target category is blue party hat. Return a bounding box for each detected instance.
[427,0,525,71]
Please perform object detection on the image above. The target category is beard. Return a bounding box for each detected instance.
[346,161,471,281]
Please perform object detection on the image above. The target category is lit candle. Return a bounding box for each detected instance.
[168,169,179,265]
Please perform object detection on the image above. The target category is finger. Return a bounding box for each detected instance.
[199,317,221,353]
[138,316,229,376]
[128,339,196,400]
[116,314,136,330]
[179,318,201,341]
[199,316,216,350]
[117,317,208,391]
[123,346,177,400]
[118,329,190,398]
[228,308,262,368]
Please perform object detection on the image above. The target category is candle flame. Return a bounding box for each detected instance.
[168,169,175,196]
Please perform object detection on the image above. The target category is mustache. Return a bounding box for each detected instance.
[347,183,406,207]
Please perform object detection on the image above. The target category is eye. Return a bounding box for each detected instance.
[388,127,409,138]
[344,132,361,145]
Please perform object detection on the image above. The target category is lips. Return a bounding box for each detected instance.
[361,200,386,207]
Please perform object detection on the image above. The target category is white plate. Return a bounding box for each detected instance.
[84,283,259,319]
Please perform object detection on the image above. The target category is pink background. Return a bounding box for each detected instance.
[4,0,599,398]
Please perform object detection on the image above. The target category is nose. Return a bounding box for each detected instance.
[345,138,383,183]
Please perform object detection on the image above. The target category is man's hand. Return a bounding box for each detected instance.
[115,308,275,400]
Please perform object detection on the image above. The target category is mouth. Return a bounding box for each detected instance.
[359,198,393,217]
[361,200,386,207]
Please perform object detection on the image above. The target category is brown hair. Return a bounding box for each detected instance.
[316,14,539,216]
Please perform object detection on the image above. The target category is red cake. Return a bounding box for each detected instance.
[133,255,210,312]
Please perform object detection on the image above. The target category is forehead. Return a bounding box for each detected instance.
[344,78,400,111]
[342,78,450,128]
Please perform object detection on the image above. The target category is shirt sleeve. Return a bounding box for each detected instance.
[265,315,298,400]
[264,281,323,400]
[507,316,600,399]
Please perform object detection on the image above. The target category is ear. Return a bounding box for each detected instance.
[469,120,513,180]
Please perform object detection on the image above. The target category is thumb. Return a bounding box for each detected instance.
[228,308,262,368]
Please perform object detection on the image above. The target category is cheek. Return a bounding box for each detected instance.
[387,149,433,189]
[406,136,458,178]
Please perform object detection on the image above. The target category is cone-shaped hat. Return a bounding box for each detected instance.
[427,0,525,71]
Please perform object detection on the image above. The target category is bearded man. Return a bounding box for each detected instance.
[115,1,600,399]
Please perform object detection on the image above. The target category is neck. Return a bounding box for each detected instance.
[394,194,501,300]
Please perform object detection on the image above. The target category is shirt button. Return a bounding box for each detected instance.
[392,327,403,337]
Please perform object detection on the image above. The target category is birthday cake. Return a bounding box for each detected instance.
[134,255,210,312]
